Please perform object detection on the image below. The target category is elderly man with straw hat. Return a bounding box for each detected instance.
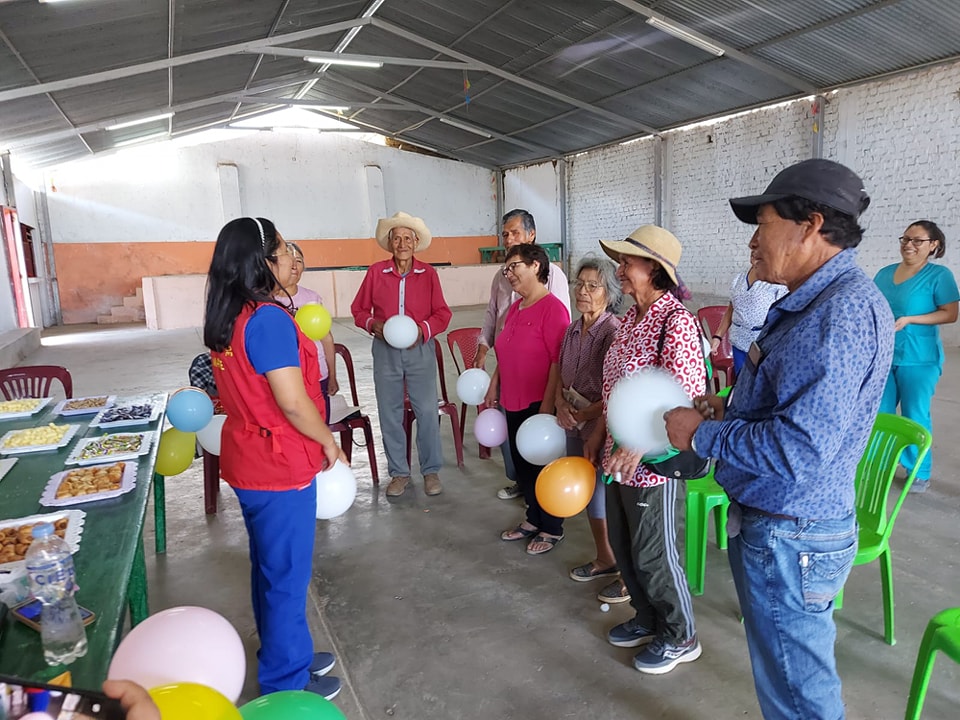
[351,212,452,497]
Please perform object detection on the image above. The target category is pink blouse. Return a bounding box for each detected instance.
[495,294,570,412]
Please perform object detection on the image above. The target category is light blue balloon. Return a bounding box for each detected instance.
[167,388,214,432]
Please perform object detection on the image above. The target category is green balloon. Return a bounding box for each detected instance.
[155,427,196,476]
[239,691,346,720]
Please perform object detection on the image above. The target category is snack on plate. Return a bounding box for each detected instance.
[78,434,143,460]
[0,518,68,564]
[2,423,70,449]
[63,396,110,411]
[55,462,126,499]
[0,399,42,414]
[99,404,153,423]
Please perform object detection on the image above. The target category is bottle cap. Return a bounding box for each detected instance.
[31,522,55,539]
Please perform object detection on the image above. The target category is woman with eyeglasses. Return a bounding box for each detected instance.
[276,242,338,420]
[204,217,346,699]
[555,256,629,604]
[874,221,959,493]
[484,243,570,554]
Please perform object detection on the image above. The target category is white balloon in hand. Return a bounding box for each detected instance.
[516,413,567,466]
[315,460,357,520]
[383,314,419,348]
[456,368,491,406]
[606,368,692,455]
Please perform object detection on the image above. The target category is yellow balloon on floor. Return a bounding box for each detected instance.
[149,682,241,720]
[535,456,595,518]
[155,427,196,476]
[295,303,332,341]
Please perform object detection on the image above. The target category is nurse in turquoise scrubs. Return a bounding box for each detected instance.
[874,220,959,492]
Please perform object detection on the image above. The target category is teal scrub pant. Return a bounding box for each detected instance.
[879,363,940,479]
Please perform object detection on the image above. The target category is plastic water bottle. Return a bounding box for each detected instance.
[25,523,87,665]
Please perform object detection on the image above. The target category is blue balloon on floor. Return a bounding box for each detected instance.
[167,387,214,432]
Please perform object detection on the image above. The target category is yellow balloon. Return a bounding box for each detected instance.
[155,427,196,476]
[149,683,241,720]
[295,303,332,341]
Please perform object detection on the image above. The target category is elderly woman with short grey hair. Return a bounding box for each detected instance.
[555,256,627,604]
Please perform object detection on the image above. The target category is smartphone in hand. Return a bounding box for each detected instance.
[0,674,126,718]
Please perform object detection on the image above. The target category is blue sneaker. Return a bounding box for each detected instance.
[607,617,655,648]
[310,651,336,677]
[633,636,702,675]
[305,675,342,700]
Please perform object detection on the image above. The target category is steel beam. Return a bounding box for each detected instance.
[228,0,294,121]
[253,47,478,71]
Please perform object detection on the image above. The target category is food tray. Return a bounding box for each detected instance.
[89,401,161,429]
[0,458,17,484]
[53,395,116,416]
[0,509,86,571]
[65,431,155,466]
[0,397,53,421]
[0,423,81,455]
[40,461,138,507]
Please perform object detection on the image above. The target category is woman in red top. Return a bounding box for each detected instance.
[484,243,570,554]
[204,217,346,699]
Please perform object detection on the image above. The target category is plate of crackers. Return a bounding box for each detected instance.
[0,397,53,421]
[0,423,81,455]
[0,509,85,570]
[53,395,116,416]
[40,461,137,507]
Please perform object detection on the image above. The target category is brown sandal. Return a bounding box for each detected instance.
[501,525,538,542]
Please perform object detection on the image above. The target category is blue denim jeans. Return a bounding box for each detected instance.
[728,506,857,720]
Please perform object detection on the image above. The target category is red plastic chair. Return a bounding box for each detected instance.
[696,306,735,391]
[446,327,491,459]
[0,365,73,400]
[330,343,380,485]
[403,340,464,468]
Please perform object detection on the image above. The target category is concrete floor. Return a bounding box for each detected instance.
[23,305,960,720]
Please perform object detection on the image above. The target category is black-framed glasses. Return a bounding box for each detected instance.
[500,261,525,276]
[572,280,603,293]
[899,236,932,247]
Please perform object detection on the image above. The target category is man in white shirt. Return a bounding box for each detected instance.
[474,209,571,499]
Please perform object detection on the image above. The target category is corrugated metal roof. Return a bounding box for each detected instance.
[1,0,958,168]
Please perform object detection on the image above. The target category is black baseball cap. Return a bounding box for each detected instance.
[729,158,870,224]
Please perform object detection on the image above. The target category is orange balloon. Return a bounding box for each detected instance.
[535,456,596,518]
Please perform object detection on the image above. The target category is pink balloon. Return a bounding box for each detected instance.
[474,408,508,447]
[108,606,245,703]
[20,715,54,720]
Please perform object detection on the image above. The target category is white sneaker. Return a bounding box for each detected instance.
[497,483,521,500]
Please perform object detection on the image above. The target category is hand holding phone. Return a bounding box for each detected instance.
[102,680,161,720]
[0,675,128,719]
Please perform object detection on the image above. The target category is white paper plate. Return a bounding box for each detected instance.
[0,397,53,421]
[0,423,81,455]
[0,509,86,571]
[0,458,17,484]
[53,395,116,416]
[89,401,161,429]
[40,461,138,507]
[65,431,156,466]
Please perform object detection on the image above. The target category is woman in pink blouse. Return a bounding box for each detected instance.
[585,225,705,675]
[484,243,570,555]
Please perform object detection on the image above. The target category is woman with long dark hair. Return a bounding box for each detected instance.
[204,216,346,699]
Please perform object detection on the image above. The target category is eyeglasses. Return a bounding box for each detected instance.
[573,280,603,293]
[500,261,526,277]
[899,236,932,247]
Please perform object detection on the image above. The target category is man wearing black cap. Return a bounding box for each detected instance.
[665,159,894,719]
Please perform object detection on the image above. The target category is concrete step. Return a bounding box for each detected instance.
[123,294,144,309]
[98,305,146,325]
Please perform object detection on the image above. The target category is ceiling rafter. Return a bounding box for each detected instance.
[370,17,660,135]
[251,47,477,70]
[228,0,294,121]
[234,96,411,110]
[0,17,372,104]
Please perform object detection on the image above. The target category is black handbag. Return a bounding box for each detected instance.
[640,309,711,480]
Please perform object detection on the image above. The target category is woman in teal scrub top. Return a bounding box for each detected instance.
[874,220,959,492]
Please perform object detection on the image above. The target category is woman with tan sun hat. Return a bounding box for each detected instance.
[351,211,452,497]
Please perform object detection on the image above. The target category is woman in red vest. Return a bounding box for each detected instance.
[204,217,347,699]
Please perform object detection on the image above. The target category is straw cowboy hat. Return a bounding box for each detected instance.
[600,224,682,286]
[375,211,432,252]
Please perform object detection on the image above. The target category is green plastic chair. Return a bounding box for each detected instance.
[684,386,732,596]
[835,413,932,645]
[904,607,960,719]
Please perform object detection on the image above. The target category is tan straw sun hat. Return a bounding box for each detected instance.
[599,224,682,286]
[375,211,433,252]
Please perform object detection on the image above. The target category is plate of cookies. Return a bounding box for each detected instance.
[65,431,156,466]
[0,397,53,421]
[40,461,137,507]
[0,509,85,570]
[53,395,116,416]
[89,401,161,429]
[0,423,81,455]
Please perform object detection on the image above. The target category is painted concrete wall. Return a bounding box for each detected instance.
[504,161,563,246]
[43,132,498,323]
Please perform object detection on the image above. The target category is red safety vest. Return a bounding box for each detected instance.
[212,302,326,491]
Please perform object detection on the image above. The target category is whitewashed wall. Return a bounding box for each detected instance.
[503,160,562,244]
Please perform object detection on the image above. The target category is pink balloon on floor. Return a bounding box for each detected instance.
[474,408,507,447]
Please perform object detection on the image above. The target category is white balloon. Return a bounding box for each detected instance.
[456,368,491,406]
[516,413,567,466]
[315,460,357,520]
[607,368,692,455]
[383,314,419,349]
[196,414,226,455]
